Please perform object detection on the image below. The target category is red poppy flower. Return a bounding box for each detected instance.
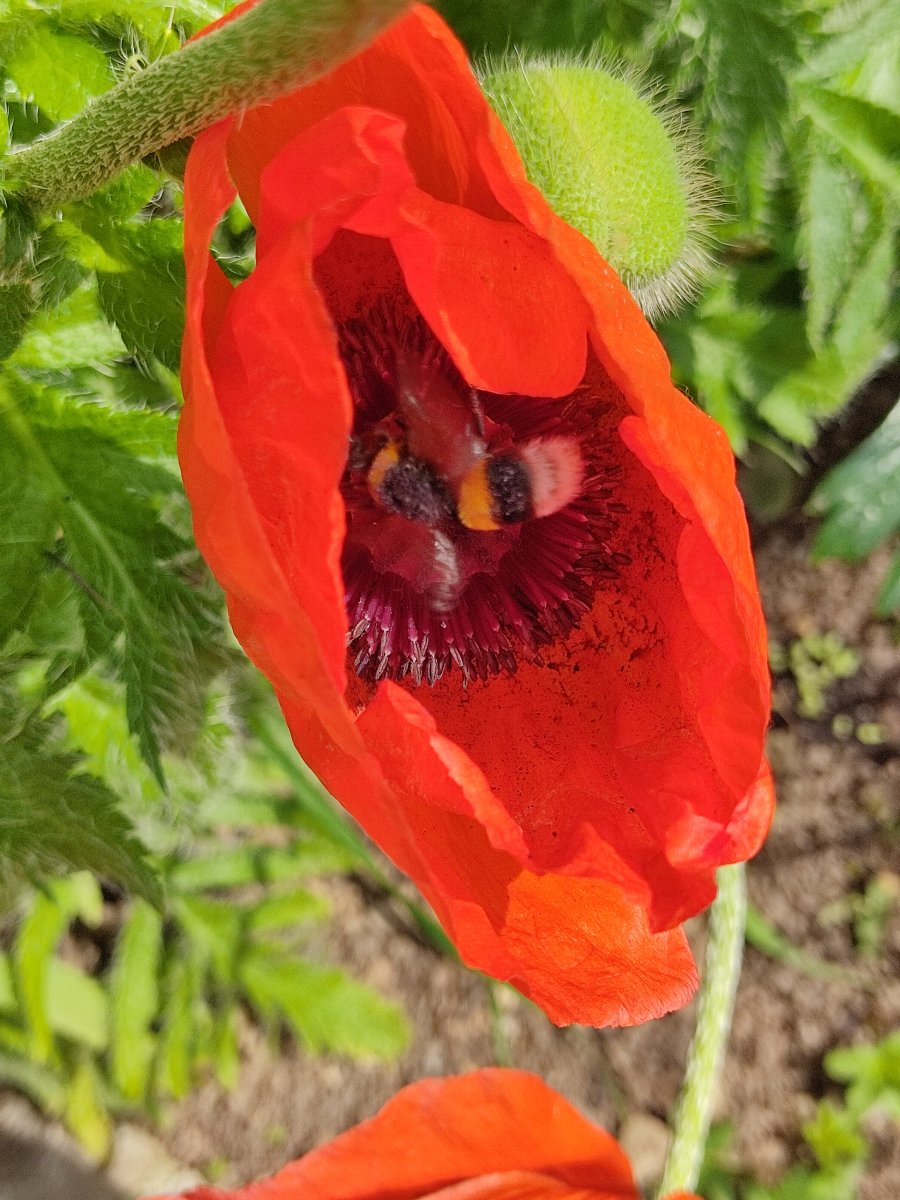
[181,3,774,1026]
[149,1069,698,1200]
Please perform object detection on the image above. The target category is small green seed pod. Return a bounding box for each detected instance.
[480,55,717,320]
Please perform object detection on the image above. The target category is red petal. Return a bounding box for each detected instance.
[149,1071,640,1199]
[250,105,589,396]
[352,684,699,1026]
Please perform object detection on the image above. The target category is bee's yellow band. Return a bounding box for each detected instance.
[367,442,401,497]
[458,461,500,531]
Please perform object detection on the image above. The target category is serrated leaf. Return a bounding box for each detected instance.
[0,954,13,1011]
[11,891,67,1062]
[32,225,87,312]
[30,0,230,34]
[656,0,802,222]
[248,704,375,867]
[0,1046,66,1113]
[49,672,162,816]
[56,870,106,927]
[247,889,328,933]
[172,895,241,984]
[747,1162,864,1200]
[10,283,126,370]
[28,422,216,782]
[798,87,900,199]
[169,838,357,892]
[0,196,37,270]
[802,1101,867,1168]
[759,382,819,435]
[92,223,186,370]
[109,898,162,1101]
[20,569,89,693]
[831,217,896,360]
[5,26,113,120]
[24,389,178,459]
[193,793,295,827]
[826,1030,900,1119]
[0,701,160,900]
[50,220,127,273]
[10,875,100,1063]
[239,949,409,1060]
[797,0,900,115]
[73,165,161,222]
[0,284,35,360]
[811,401,900,561]
[2,98,55,149]
[684,325,749,452]
[211,1005,239,1089]
[0,419,59,641]
[757,343,879,447]
[799,147,857,349]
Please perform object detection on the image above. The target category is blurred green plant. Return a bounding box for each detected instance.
[698,1031,900,1198]
[809,401,900,615]
[768,631,860,719]
[744,904,861,986]
[820,872,900,958]
[0,686,409,1156]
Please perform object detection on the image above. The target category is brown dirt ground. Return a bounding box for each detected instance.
[1,518,897,1198]
[154,518,900,1196]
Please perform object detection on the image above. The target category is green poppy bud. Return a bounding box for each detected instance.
[480,55,717,319]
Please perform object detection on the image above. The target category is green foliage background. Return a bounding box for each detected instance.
[0,0,897,1183]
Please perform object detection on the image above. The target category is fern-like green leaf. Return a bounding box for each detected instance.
[799,146,858,350]
[1,397,219,781]
[0,695,159,899]
[654,0,804,222]
[798,87,900,200]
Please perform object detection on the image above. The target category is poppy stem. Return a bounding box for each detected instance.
[657,863,747,1197]
[1,0,410,209]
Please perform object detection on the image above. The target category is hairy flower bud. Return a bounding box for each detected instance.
[480,55,717,319]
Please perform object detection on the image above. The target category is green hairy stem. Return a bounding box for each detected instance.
[658,864,748,1196]
[2,0,410,208]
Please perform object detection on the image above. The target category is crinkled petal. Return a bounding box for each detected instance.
[353,685,698,1026]
[149,1071,642,1200]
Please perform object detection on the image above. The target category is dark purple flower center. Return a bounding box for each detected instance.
[338,303,622,685]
